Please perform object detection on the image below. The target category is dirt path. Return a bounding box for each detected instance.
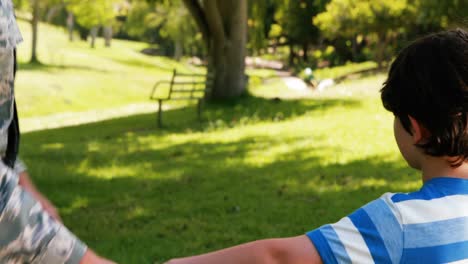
[21,102,169,132]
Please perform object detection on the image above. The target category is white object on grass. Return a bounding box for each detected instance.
[317,78,335,91]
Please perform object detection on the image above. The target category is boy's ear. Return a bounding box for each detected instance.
[408,116,430,144]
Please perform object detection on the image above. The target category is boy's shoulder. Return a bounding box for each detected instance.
[391,177,468,202]
[308,178,468,264]
[380,177,468,225]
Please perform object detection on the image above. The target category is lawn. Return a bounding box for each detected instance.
[15,19,202,119]
[15,21,421,263]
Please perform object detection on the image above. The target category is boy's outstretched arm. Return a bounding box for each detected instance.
[165,235,322,264]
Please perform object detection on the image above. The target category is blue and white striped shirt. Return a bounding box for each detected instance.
[307,177,468,264]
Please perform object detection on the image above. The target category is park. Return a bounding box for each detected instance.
[8,0,467,263]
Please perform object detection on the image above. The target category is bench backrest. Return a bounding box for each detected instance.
[150,69,214,101]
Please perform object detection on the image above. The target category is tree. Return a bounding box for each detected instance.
[158,1,199,60]
[30,0,40,63]
[247,0,276,55]
[411,0,468,32]
[27,0,63,63]
[182,0,247,100]
[126,0,200,60]
[66,11,74,41]
[66,0,118,48]
[314,0,410,68]
[282,0,328,63]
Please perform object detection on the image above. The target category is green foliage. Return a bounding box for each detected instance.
[247,0,277,54]
[65,0,118,29]
[314,0,409,39]
[413,0,468,29]
[282,0,327,44]
[124,0,202,56]
[313,0,466,65]
[124,1,159,41]
[12,0,28,9]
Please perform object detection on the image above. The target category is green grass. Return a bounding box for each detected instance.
[313,61,378,79]
[21,78,420,263]
[15,20,204,118]
[14,21,422,263]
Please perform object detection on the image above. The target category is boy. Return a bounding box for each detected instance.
[0,0,115,262]
[166,29,468,263]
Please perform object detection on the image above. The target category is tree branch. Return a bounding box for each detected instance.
[182,0,210,42]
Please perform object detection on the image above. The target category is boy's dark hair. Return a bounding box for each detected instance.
[381,28,468,166]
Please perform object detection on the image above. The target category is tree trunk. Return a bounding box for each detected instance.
[351,35,358,61]
[174,39,183,61]
[288,44,295,66]
[207,0,247,99]
[90,26,99,48]
[30,0,40,63]
[302,42,309,62]
[67,12,74,42]
[103,26,112,47]
[46,4,63,22]
[183,0,247,100]
[376,32,389,69]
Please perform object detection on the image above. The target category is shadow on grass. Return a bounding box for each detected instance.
[23,142,417,263]
[21,95,361,138]
[18,61,109,73]
[157,95,361,131]
[18,95,414,263]
[111,57,175,72]
[110,57,200,74]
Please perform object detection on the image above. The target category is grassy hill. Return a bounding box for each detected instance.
[16,20,202,120]
[14,21,420,263]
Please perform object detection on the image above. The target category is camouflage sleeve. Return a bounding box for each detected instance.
[0,162,88,263]
[12,157,26,174]
[0,0,23,49]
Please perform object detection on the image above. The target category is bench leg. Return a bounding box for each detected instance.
[157,99,163,128]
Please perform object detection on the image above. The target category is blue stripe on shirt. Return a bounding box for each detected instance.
[320,225,353,263]
[403,240,468,263]
[363,198,403,264]
[307,227,339,264]
[392,177,468,203]
[405,216,468,248]
[348,208,392,264]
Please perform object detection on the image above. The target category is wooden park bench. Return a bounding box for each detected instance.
[150,69,213,127]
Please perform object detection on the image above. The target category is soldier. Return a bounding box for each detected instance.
[0,0,115,263]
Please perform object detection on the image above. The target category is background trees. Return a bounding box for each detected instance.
[12,0,467,98]
[65,0,119,48]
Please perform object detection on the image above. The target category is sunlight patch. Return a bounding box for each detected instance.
[41,143,64,150]
[62,196,89,215]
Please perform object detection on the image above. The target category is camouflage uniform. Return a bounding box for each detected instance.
[0,1,88,263]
